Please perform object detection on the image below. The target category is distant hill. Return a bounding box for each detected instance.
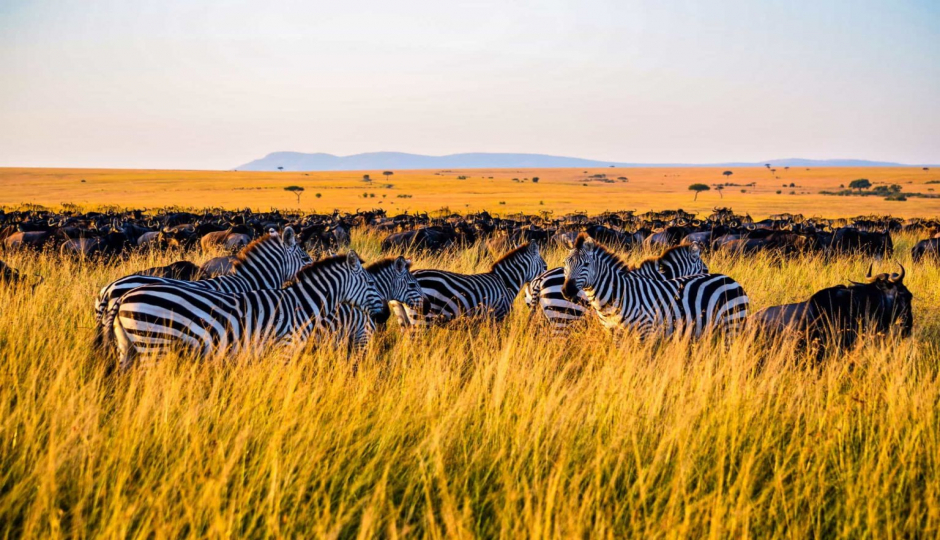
[235,152,919,172]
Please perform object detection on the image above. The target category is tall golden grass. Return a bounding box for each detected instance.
[1,231,938,537]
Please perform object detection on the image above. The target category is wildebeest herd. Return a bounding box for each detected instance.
[0,206,927,367]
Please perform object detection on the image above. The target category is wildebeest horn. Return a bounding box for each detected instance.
[866,262,873,279]
[890,262,906,283]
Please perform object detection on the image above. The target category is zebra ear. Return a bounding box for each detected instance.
[561,236,574,250]
[527,242,540,254]
[268,228,279,237]
[691,242,701,254]
[282,227,296,246]
[582,238,596,252]
[346,251,363,271]
[394,255,407,272]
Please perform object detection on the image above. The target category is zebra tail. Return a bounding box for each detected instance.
[97,302,122,363]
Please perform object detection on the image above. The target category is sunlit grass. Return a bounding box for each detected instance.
[0,232,938,537]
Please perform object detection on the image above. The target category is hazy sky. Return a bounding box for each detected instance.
[1,0,938,169]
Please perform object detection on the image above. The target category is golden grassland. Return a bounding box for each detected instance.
[3,166,940,218]
[1,230,939,537]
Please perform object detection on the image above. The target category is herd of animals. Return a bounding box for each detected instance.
[0,206,929,368]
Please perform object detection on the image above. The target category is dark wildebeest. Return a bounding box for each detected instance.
[134,261,202,281]
[752,263,913,354]
[199,256,238,278]
[0,260,23,284]
[381,227,456,253]
[911,238,940,263]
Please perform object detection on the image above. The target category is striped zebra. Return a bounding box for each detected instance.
[94,228,311,349]
[525,243,708,332]
[561,234,748,338]
[391,242,546,326]
[314,256,425,351]
[109,252,384,368]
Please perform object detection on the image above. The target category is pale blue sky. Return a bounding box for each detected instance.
[0,0,937,169]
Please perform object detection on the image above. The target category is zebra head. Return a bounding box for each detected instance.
[657,243,708,280]
[340,251,386,318]
[281,227,314,276]
[367,255,425,318]
[562,234,598,300]
[233,227,313,287]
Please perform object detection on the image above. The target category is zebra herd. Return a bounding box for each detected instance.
[94,227,754,369]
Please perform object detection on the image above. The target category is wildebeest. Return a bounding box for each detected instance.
[134,261,202,281]
[752,263,913,353]
[0,260,23,284]
[911,238,940,263]
[199,256,238,278]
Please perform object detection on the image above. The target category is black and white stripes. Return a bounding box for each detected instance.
[94,228,311,349]
[316,256,425,351]
[526,243,708,332]
[561,234,748,338]
[109,252,384,367]
[393,243,546,326]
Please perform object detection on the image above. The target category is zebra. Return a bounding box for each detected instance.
[561,234,749,338]
[109,252,384,368]
[314,256,425,351]
[525,243,708,332]
[391,242,547,326]
[94,228,311,349]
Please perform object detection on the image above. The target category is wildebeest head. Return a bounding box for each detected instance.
[814,262,914,348]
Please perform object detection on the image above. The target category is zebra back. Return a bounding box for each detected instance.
[398,243,546,326]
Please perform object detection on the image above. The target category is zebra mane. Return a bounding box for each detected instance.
[231,234,282,270]
[292,253,363,281]
[573,235,631,271]
[632,243,694,270]
[491,243,532,270]
[573,232,592,249]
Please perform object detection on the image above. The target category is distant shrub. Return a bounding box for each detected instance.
[776,190,782,194]
[885,194,907,201]
[315,193,322,198]
[532,177,539,183]
[499,201,506,205]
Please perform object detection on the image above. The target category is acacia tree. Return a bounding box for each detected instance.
[722,170,733,179]
[689,183,710,201]
[383,171,394,181]
[284,185,304,204]
[849,178,872,192]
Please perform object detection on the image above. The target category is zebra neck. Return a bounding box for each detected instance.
[288,275,347,325]
[492,262,527,295]
[233,252,284,289]
[369,268,393,301]
[586,257,634,310]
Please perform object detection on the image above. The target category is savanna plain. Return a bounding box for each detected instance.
[1,167,939,538]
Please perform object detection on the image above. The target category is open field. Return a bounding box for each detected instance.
[3,166,940,217]
[1,229,939,537]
